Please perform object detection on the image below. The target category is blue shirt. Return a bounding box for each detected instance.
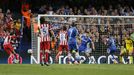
[68,27,78,44]
[107,37,117,51]
[79,34,92,51]
[80,34,92,47]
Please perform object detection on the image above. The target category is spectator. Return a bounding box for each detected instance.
[64,5,70,15]
[47,6,54,15]
[5,9,13,30]
[0,8,4,26]
[21,3,32,28]
[39,5,47,14]
[15,19,21,31]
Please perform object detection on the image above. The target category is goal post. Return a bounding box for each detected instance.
[30,15,134,64]
[38,15,134,18]
[30,17,40,64]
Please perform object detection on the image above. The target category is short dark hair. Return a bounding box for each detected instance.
[62,26,67,31]
[40,17,45,24]
[71,22,76,27]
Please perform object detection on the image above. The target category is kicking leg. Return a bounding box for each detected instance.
[74,51,80,64]
[111,54,118,64]
[44,50,50,66]
[67,51,72,64]
[56,51,62,62]
[128,49,133,64]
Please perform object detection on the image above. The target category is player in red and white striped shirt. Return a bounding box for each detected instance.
[39,18,54,66]
[56,26,69,61]
[40,23,51,42]
[3,31,14,55]
[3,31,22,64]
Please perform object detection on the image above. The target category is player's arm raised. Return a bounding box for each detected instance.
[91,41,95,51]
[90,34,95,51]
[77,35,81,45]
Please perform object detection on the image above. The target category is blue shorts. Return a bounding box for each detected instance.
[68,38,78,51]
[68,43,78,51]
[78,45,86,52]
[107,48,117,54]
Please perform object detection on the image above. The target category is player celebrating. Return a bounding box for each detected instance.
[126,34,134,64]
[119,33,128,64]
[68,22,79,64]
[3,30,22,64]
[105,35,118,64]
[39,17,54,66]
[78,31,95,64]
[55,26,69,62]
[120,34,133,64]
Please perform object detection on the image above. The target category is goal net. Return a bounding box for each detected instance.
[31,15,134,64]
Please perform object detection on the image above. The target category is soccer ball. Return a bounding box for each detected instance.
[27,49,33,54]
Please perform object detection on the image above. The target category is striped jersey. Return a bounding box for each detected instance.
[59,30,68,45]
[40,23,51,42]
[3,35,16,45]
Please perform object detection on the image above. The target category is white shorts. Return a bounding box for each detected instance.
[85,48,92,54]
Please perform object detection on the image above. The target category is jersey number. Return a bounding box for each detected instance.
[42,27,48,36]
[60,33,66,41]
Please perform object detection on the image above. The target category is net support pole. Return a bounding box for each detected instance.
[37,37,40,64]
[37,15,41,64]
[30,15,40,64]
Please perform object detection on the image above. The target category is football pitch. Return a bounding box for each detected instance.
[0,64,134,75]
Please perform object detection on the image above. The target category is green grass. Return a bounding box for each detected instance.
[0,64,134,75]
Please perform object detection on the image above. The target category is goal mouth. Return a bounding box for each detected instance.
[30,15,134,64]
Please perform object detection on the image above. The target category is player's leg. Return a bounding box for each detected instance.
[40,51,43,64]
[3,44,12,55]
[65,45,71,64]
[84,51,90,63]
[55,45,63,62]
[67,50,72,64]
[41,42,50,66]
[44,50,49,65]
[13,54,22,64]
[65,45,69,56]
[4,44,20,63]
[110,50,118,64]
[85,48,96,64]
[8,43,22,63]
[8,54,14,64]
[74,50,80,64]
[40,42,46,66]
[128,47,133,64]
[8,54,21,64]
[44,41,50,66]
[119,46,126,63]
[78,45,86,64]
[18,55,22,64]
[74,44,80,64]
[68,43,73,64]
[107,48,118,64]
[11,50,19,60]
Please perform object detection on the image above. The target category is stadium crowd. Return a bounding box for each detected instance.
[36,2,134,52]
[0,8,21,50]
[0,0,134,64]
